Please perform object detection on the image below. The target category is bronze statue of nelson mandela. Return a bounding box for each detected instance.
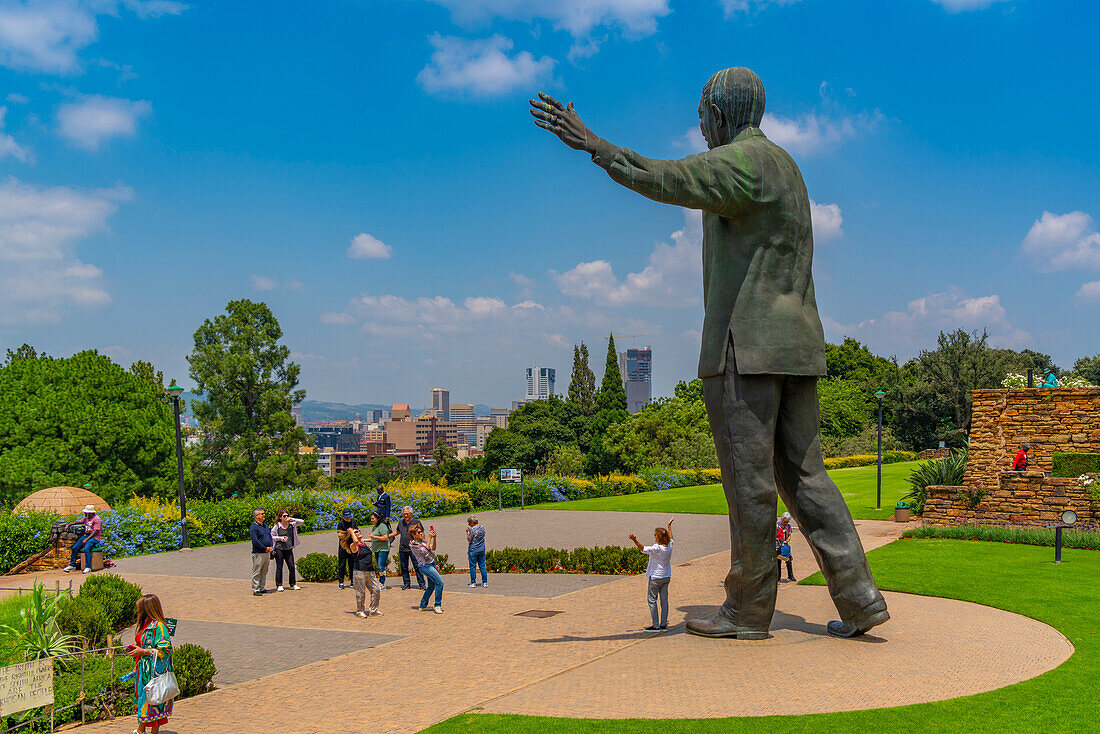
[530,67,889,639]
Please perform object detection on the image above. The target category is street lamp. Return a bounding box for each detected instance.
[1055,509,1077,564]
[874,390,886,511]
[166,380,188,549]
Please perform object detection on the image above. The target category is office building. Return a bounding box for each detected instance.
[449,403,476,444]
[291,404,303,426]
[385,415,460,454]
[391,404,411,421]
[525,365,555,402]
[430,388,450,421]
[475,423,495,450]
[305,424,359,452]
[489,408,510,429]
[619,346,653,414]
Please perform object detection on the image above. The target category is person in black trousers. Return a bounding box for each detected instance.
[337,508,358,590]
[373,485,392,526]
[396,506,425,590]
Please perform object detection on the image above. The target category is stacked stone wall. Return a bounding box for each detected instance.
[923,472,1095,527]
[964,387,1100,488]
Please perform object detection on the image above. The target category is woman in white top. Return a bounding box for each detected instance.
[629,517,674,632]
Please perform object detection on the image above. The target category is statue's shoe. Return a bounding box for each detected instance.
[827,599,890,638]
[685,607,769,640]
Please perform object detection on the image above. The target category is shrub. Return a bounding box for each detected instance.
[174,642,217,698]
[297,552,338,582]
[1052,453,1100,478]
[904,448,969,514]
[190,496,260,544]
[593,474,648,496]
[0,510,57,574]
[77,574,142,631]
[638,467,697,492]
[56,595,110,649]
[47,653,135,727]
[485,545,646,575]
[823,451,918,469]
[100,505,211,558]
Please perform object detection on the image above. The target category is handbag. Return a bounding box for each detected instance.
[144,669,180,706]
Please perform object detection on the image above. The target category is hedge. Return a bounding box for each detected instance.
[1051,453,1100,478]
[297,552,339,582]
[485,546,647,575]
[823,450,917,469]
[174,642,218,698]
[76,574,142,630]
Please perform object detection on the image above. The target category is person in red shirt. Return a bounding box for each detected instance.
[1012,442,1031,471]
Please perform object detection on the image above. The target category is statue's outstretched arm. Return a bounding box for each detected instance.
[530,92,751,217]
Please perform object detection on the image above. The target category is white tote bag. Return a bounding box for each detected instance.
[144,669,181,706]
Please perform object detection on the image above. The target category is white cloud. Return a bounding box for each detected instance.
[551,208,702,307]
[931,0,1011,11]
[422,0,669,39]
[347,232,392,259]
[720,0,802,17]
[0,177,130,323]
[1076,281,1100,303]
[761,111,881,157]
[56,95,151,150]
[810,200,843,243]
[509,271,536,288]
[251,274,302,292]
[417,34,555,96]
[823,287,1031,358]
[320,311,356,325]
[1020,211,1100,272]
[0,107,30,161]
[0,0,184,74]
[6,93,28,104]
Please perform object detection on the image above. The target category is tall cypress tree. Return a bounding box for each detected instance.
[568,342,597,414]
[597,334,627,412]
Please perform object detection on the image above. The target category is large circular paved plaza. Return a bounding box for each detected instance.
[8,510,1073,732]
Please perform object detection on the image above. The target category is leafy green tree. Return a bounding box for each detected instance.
[545,444,587,476]
[893,329,1009,447]
[0,349,178,505]
[596,335,627,412]
[430,438,458,468]
[481,428,536,474]
[604,379,715,472]
[1072,354,1100,386]
[567,342,597,415]
[817,379,874,444]
[187,300,315,498]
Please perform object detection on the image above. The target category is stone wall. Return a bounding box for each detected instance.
[964,387,1100,488]
[923,471,1095,527]
[920,448,950,460]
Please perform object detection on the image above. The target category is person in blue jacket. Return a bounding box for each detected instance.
[249,508,274,596]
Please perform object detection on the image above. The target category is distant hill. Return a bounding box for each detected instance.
[177,395,496,423]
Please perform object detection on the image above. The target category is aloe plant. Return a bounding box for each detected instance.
[905,447,969,514]
[0,581,77,660]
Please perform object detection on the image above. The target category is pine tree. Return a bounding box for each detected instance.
[567,342,597,414]
[597,334,627,412]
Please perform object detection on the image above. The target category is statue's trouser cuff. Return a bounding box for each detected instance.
[703,340,885,631]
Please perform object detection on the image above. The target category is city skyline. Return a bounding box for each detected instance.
[1,2,1097,406]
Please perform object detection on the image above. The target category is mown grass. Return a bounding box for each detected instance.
[534,461,919,521]
[424,539,1094,733]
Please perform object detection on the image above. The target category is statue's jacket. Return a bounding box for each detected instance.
[591,126,826,379]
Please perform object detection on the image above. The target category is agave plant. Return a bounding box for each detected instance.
[905,447,969,514]
[0,581,77,661]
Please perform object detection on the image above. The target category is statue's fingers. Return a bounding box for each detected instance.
[529,107,554,123]
[533,119,553,131]
[538,92,566,111]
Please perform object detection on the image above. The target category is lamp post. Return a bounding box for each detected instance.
[1056,509,1077,564]
[166,380,188,549]
[874,390,886,511]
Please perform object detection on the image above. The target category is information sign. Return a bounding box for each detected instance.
[0,658,54,716]
[500,468,522,483]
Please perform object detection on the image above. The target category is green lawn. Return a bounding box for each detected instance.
[534,461,918,521]
[424,539,1093,733]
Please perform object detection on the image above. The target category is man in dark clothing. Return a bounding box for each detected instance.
[337,508,358,590]
[374,485,392,527]
[249,508,273,596]
[396,506,425,590]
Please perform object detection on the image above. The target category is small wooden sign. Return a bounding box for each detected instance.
[0,658,54,716]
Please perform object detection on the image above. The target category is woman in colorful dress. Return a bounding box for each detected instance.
[130,593,175,734]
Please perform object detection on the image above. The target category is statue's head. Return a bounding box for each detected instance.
[698,67,765,149]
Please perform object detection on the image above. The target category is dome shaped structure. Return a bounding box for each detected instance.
[13,486,112,517]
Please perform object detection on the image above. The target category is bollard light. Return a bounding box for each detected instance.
[1055,510,1078,564]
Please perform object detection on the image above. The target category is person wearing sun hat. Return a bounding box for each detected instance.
[336,507,359,590]
[63,504,102,574]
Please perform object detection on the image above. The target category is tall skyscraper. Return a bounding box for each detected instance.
[619,346,652,413]
[430,388,450,420]
[449,403,476,444]
[525,365,555,401]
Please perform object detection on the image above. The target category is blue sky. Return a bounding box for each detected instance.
[1,0,1097,407]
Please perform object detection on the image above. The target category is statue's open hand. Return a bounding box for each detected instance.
[529,92,595,153]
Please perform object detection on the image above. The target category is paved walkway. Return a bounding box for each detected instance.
[7,513,1072,732]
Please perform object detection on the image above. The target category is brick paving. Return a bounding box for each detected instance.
[6,514,1073,732]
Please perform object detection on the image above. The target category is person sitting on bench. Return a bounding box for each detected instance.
[64,505,103,574]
